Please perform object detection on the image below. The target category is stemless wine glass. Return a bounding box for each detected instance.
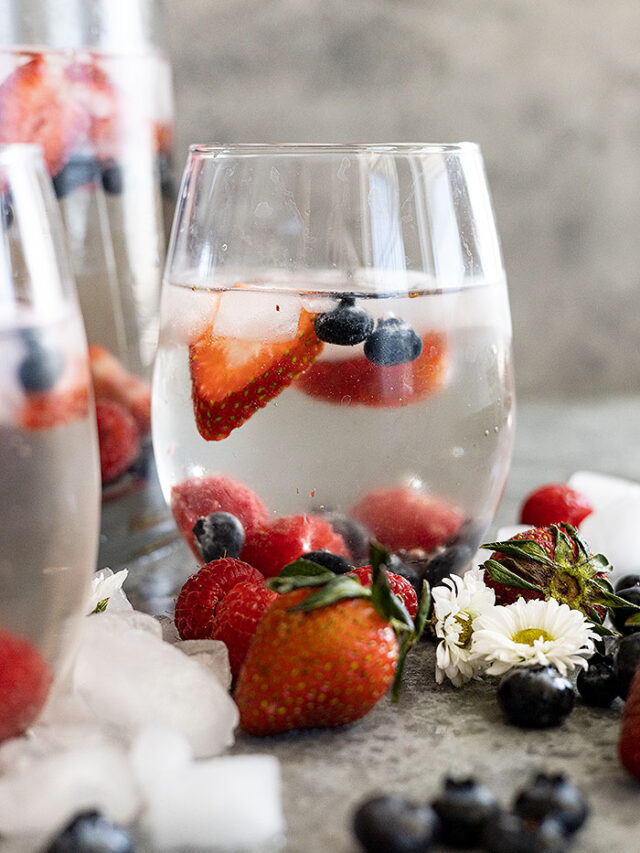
[0,144,100,743]
[153,144,514,582]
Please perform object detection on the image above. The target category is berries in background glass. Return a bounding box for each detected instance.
[497,665,575,728]
[431,777,500,848]
[353,794,441,853]
[519,483,593,528]
[193,511,245,562]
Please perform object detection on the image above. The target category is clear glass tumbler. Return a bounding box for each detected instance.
[153,144,515,584]
[0,144,100,743]
[0,0,175,374]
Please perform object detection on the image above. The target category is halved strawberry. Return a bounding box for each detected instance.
[189,309,323,441]
[89,345,151,435]
[295,331,446,407]
[0,55,88,175]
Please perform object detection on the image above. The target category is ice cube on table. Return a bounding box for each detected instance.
[568,470,640,513]
[213,290,302,342]
[73,612,238,758]
[578,494,640,581]
[132,728,285,850]
[0,742,139,838]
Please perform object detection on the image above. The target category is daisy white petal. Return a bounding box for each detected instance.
[471,597,597,677]
[432,568,495,686]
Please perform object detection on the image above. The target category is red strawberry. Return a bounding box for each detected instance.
[481,524,629,626]
[96,400,140,483]
[296,331,446,407]
[620,659,640,779]
[64,60,120,160]
[0,55,87,175]
[348,565,418,618]
[235,587,398,735]
[189,309,323,441]
[170,475,269,561]
[520,483,593,529]
[210,581,277,676]
[241,515,350,579]
[351,487,463,553]
[19,384,90,430]
[0,628,52,743]
[88,345,151,434]
[174,557,264,640]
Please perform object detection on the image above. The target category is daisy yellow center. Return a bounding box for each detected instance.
[511,628,554,646]
[455,612,473,647]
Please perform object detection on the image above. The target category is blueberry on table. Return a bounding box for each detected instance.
[497,665,575,728]
[18,332,65,393]
[52,156,100,199]
[483,812,567,853]
[353,794,441,853]
[314,297,374,345]
[615,573,640,593]
[46,811,134,853]
[301,549,353,574]
[431,777,499,848]
[576,654,619,707]
[615,634,640,699]
[192,511,245,562]
[514,773,589,836]
[611,586,640,635]
[364,317,423,366]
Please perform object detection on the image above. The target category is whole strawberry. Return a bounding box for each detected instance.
[235,546,429,735]
[348,565,418,618]
[520,483,593,528]
[481,524,636,630]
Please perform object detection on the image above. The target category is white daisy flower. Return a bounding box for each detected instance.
[471,597,597,677]
[432,568,496,687]
[86,568,131,615]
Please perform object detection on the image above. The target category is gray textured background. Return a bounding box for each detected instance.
[164,0,640,399]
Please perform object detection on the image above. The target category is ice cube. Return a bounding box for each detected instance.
[132,728,285,850]
[173,639,232,690]
[213,290,301,342]
[578,494,640,581]
[159,286,221,346]
[568,470,640,514]
[0,742,139,837]
[155,613,181,644]
[73,613,238,758]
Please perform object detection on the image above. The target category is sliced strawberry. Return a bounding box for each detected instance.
[241,514,350,578]
[170,475,269,561]
[0,55,88,175]
[189,309,323,441]
[20,384,89,430]
[64,60,120,161]
[89,345,151,434]
[351,487,463,553]
[295,331,446,407]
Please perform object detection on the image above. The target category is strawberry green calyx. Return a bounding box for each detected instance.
[481,523,640,636]
[269,541,430,700]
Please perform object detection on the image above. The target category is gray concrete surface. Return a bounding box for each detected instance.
[114,395,640,851]
[163,0,640,400]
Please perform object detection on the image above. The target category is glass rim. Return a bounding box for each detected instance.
[188,142,481,158]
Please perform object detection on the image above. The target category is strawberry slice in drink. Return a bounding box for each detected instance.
[189,309,323,441]
[64,60,120,161]
[0,55,88,176]
[296,331,447,407]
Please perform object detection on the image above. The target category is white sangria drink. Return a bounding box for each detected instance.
[153,145,515,587]
[0,144,100,744]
